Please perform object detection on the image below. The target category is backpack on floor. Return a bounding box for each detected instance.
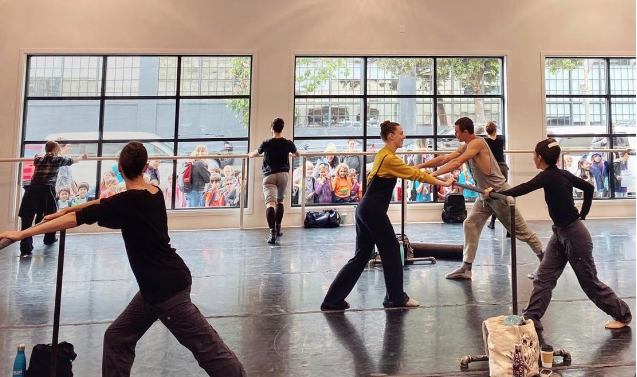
[442,193,467,223]
[304,209,340,228]
[26,341,76,377]
[482,316,540,377]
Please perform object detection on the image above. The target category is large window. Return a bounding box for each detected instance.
[545,57,636,199]
[292,56,504,206]
[21,55,252,209]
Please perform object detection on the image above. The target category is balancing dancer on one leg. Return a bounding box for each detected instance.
[321,121,454,310]
[1,142,246,376]
[486,138,632,332]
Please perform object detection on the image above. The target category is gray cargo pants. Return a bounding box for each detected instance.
[462,186,544,263]
[102,287,246,377]
[523,220,632,327]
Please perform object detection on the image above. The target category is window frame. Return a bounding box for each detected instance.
[544,56,636,200]
[20,54,253,210]
[292,55,506,207]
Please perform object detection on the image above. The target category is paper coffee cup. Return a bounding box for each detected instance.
[540,345,554,368]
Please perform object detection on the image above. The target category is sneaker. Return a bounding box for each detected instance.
[20,251,32,258]
[276,224,283,237]
[605,319,631,329]
[320,300,350,311]
[445,267,472,279]
[527,267,539,280]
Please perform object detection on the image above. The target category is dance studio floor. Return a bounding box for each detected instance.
[0,219,635,376]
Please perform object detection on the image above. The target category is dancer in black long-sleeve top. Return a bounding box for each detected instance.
[486,138,632,331]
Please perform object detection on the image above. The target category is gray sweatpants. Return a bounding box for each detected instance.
[523,220,632,326]
[102,287,246,377]
[462,185,544,263]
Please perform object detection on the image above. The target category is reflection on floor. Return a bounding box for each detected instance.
[0,219,634,376]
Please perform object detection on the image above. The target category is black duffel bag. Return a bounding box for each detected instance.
[27,341,76,377]
[304,209,341,228]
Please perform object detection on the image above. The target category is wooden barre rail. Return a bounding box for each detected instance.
[0,148,629,163]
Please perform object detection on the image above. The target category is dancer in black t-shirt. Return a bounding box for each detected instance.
[1,142,246,377]
[248,118,300,244]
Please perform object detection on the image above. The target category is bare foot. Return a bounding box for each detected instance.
[605,319,631,329]
[405,298,420,307]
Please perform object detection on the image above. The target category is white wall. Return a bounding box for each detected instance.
[0,0,634,233]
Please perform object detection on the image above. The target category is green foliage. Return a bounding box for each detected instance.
[225,56,505,128]
[436,58,501,93]
[227,57,252,128]
[296,58,351,93]
[545,58,583,74]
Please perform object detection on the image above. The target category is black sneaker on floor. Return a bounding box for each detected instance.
[275,225,282,237]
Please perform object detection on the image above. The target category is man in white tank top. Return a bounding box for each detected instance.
[417,117,544,280]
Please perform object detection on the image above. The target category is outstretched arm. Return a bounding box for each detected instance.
[0,212,79,242]
[416,147,462,169]
[431,141,479,177]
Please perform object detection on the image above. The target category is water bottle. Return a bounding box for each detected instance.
[12,344,27,376]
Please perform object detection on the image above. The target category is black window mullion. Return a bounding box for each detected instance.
[20,57,32,164]
[501,57,506,142]
[95,56,108,200]
[171,56,182,210]
[362,57,368,193]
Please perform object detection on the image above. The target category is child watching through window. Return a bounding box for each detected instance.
[331,163,352,203]
[57,187,72,210]
[205,174,225,207]
[314,163,333,204]
[349,168,361,202]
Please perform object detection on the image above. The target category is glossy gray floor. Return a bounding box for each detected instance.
[0,219,635,376]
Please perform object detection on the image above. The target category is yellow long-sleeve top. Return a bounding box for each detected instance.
[366,146,437,185]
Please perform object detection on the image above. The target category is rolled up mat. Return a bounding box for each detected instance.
[411,242,463,260]
[0,238,15,251]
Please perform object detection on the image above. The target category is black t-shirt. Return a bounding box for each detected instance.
[75,188,192,303]
[498,165,594,228]
[258,138,297,176]
[484,136,505,163]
